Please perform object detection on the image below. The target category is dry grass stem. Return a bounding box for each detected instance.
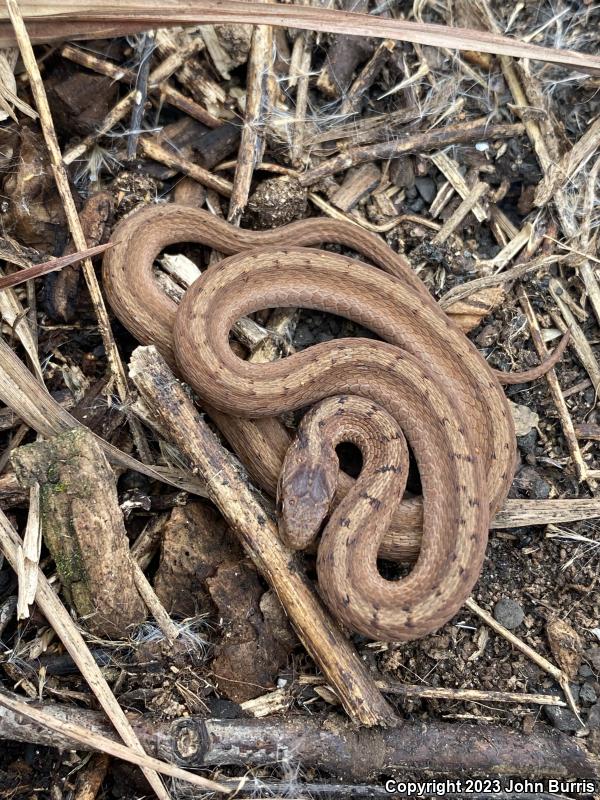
[1,1,599,73]
[517,286,591,486]
[299,674,567,708]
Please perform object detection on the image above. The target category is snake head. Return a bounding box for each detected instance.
[277,435,338,551]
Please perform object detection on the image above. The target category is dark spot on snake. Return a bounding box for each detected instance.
[470,532,478,542]
[469,498,480,508]
[257,514,266,526]
[342,594,350,607]
[450,552,458,562]
[458,566,466,576]
[359,491,382,509]
[375,465,402,474]
[340,517,351,527]
[402,605,411,613]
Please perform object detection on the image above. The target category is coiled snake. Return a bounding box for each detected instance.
[103,204,565,641]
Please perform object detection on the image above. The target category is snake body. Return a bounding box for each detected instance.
[103,204,519,640]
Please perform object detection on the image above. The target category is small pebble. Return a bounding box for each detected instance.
[516,429,538,457]
[544,705,581,732]
[512,465,551,499]
[586,647,600,671]
[588,703,600,730]
[580,683,597,705]
[493,598,525,630]
[414,176,437,204]
[579,664,594,678]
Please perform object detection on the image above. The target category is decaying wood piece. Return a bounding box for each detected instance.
[340,38,396,116]
[0,472,26,507]
[331,163,382,212]
[139,136,233,196]
[316,0,374,99]
[70,753,111,800]
[299,674,567,708]
[11,428,146,638]
[491,498,600,529]
[1,697,598,781]
[129,345,397,727]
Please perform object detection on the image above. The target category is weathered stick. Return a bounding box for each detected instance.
[129,345,396,727]
[298,121,525,186]
[227,7,275,225]
[1,697,598,780]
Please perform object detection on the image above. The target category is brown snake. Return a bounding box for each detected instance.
[103,204,567,640]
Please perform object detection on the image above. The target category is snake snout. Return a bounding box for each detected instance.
[278,462,337,550]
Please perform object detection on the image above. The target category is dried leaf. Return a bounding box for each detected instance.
[444,286,505,332]
[546,618,583,680]
[510,401,540,437]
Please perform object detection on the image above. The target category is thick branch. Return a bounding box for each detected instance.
[1,698,597,781]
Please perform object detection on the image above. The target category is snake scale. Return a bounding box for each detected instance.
[103,204,563,641]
